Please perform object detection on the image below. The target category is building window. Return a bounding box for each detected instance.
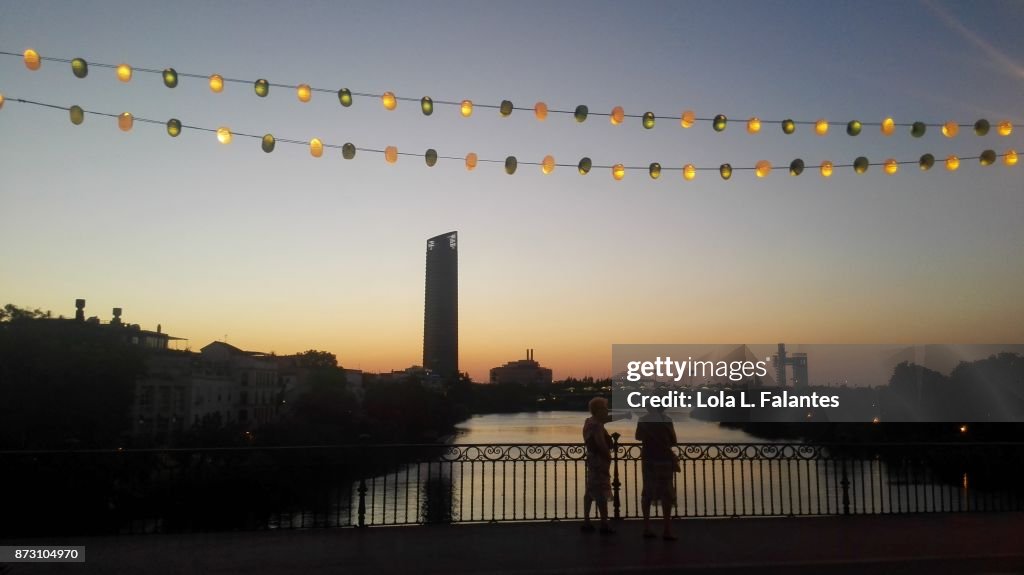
[140,386,153,408]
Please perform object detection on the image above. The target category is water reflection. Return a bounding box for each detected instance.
[453,411,771,444]
[422,468,456,524]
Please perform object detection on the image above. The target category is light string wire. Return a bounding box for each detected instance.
[4,97,1018,177]
[3,49,1021,134]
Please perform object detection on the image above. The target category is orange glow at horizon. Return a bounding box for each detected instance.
[79,280,1024,384]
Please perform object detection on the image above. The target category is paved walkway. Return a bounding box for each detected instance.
[5,514,1024,574]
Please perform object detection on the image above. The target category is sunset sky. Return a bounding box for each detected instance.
[1,1,1022,381]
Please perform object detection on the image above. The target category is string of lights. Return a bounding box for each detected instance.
[2,96,1018,181]
[4,48,1020,138]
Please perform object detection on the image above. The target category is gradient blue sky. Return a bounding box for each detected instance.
[1,0,1022,381]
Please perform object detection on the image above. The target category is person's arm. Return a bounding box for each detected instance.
[667,423,680,471]
[635,422,646,442]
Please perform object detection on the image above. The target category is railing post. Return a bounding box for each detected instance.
[611,432,621,521]
[357,439,368,527]
[840,458,850,516]
[357,478,368,527]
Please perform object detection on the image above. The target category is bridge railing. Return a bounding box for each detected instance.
[3,441,1021,535]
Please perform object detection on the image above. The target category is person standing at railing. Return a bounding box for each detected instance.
[581,397,614,535]
[636,404,680,541]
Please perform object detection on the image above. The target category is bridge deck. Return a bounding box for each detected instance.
[8,513,1024,574]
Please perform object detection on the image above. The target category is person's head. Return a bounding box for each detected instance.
[646,404,667,415]
[589,397,609,420]
[646,399,669,421]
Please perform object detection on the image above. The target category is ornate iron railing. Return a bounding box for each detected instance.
[3,441,1021,535]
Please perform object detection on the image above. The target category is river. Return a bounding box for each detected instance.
[450,410,770,444]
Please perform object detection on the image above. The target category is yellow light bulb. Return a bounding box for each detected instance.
[297,84,312,103]
[118,112,133,132]
[465,152,478,170]
[216,127,232,144]
[945,155,960,171]
[0,93,5,110]
[680,110,695,128]
[747,117,761,134]
[382,91,397,111]
[881,117,895,136]
[610,106,625,126]
[612,163,625,180]
[209,74,224,93]
[815,119,829,136]
[541,155,555,174]
[534,102,548,121]
[1004,149,1018,166]
[460,100,473,117]
[820,160,833,177]
[755,160,771,178]
[310,138,323,158]
[116,63,132,83]
[683,163,696,181]
[24,49,41,70]
[385,146,398,164]
[883,158,898,175]
[942,121,959,138]
[997,121,1013,136]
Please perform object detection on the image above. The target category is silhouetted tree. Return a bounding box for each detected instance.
[363,380,459,441]
[0,303,51,322]
[257,358,358,444]
[883,361,948,421]
[294,349,339,369]
[949,353,1024,421]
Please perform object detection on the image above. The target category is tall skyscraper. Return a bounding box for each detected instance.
[423,231,458,380]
